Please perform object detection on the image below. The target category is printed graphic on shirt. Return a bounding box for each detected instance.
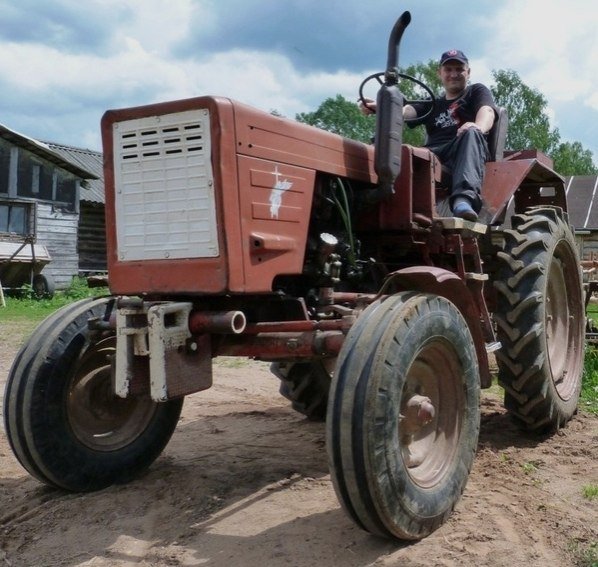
[434,102,461,129]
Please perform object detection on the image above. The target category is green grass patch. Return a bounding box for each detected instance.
[568,538,597,567]
[581,347,598,415]
[582,484,598,501]
[1,277,108,325]
[521,461,539,475]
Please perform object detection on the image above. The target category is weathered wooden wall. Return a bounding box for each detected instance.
[35,202,78,289]
[78,202,107,273]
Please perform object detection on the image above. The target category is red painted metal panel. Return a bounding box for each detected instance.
[101,97,239,295]
[232,101,377,183]
[235,155,316,292]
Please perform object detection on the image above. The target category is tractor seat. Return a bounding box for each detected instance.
[487,106,508,162]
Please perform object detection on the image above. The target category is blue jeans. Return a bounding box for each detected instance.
[427,128,489,213]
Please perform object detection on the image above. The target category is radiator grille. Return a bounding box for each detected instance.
[113,109,219,261]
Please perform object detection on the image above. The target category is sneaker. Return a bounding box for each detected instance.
[452,198,478,222]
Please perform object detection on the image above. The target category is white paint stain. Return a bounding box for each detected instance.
[269,165,293,218]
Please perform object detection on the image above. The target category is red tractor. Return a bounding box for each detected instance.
[4,12,584,541]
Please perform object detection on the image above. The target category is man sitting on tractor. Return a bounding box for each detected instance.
[361,49,498,222]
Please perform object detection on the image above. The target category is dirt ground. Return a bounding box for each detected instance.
[0,324,596,567]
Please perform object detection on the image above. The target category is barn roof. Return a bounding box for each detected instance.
[566,175,598,231]
[0,123,98,182]
[44,142,105,204]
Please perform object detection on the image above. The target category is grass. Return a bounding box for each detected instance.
[582,484,598,501]
[521,461,539,475]
[581,347,598,415]
[0,277,109,332]
[568,539,598,567]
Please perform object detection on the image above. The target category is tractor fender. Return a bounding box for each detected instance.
[380,266,492,387]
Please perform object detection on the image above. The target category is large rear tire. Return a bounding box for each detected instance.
[271,359,333,421]
[3,297,183,491]
[494,206,584,431]
[327,292,480,540]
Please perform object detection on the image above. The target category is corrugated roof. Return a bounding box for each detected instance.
[566,175,598,231]
[0,123,98,181]
[44,142,105,204]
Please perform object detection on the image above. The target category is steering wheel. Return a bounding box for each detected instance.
[359,72,436,124]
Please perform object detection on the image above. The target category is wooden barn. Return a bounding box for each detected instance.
[0,124,99,291]
[45,142,106,275]
[566,175,598,259]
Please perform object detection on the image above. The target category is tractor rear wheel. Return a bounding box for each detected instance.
[3,297,183,491]
[494,206,584,431]
[271,359,333,421]
[327,292,480,540]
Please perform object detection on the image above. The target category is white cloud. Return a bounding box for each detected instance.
[0,0,595,161]
[489,0,597,105]
[109,0,200,55]
[0,34,365,146]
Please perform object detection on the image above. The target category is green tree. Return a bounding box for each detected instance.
[491,69,596,175]
[491,69,559,155]
[399,60,441,146]
[296,94,374,144]
[553,141,597,175]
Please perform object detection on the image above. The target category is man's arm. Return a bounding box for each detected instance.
[359,100,418,119]
[457,105,495,135]
[403,104,417,120]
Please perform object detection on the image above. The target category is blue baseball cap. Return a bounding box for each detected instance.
[440,49,468,65]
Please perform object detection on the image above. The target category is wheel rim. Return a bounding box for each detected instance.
[67,337,158,451]
[546,242,581,400]
[399,338,463,488]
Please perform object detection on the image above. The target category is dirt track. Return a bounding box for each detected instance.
[0,324,597,567]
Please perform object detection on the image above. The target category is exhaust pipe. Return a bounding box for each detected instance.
[374,11,411,199]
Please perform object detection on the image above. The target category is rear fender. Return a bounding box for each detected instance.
[482,158,566,224]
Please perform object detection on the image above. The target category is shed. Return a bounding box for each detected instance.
[0,124,98,290]
[565,175,598,262]
[45,143,106,274]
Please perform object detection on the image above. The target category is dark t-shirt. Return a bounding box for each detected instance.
[411,83,497,146]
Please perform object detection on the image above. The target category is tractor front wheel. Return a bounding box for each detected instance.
[327,292,480,540]
[3,297,183,491]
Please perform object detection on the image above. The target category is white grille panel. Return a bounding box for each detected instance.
[113,109,219,261]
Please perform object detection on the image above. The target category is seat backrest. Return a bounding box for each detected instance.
[488,106,508,161]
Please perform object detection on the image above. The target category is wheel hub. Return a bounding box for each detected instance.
[401,394,435,434]
[67,339,157,452]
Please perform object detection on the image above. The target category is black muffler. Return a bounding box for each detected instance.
[374,11,411,199]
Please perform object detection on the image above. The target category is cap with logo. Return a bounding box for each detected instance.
[440,49,468,65]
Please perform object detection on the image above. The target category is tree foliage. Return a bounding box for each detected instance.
[296,64,596,175]
[295,94,374,144]
[491,69,559,154]
[491,69,596,175]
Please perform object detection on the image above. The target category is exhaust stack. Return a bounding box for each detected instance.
[374,11,411,199]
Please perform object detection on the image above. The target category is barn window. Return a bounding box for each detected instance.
[0,202,31,235]
[55,170,77,210]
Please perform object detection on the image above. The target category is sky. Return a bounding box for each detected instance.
[0,0,596,164]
